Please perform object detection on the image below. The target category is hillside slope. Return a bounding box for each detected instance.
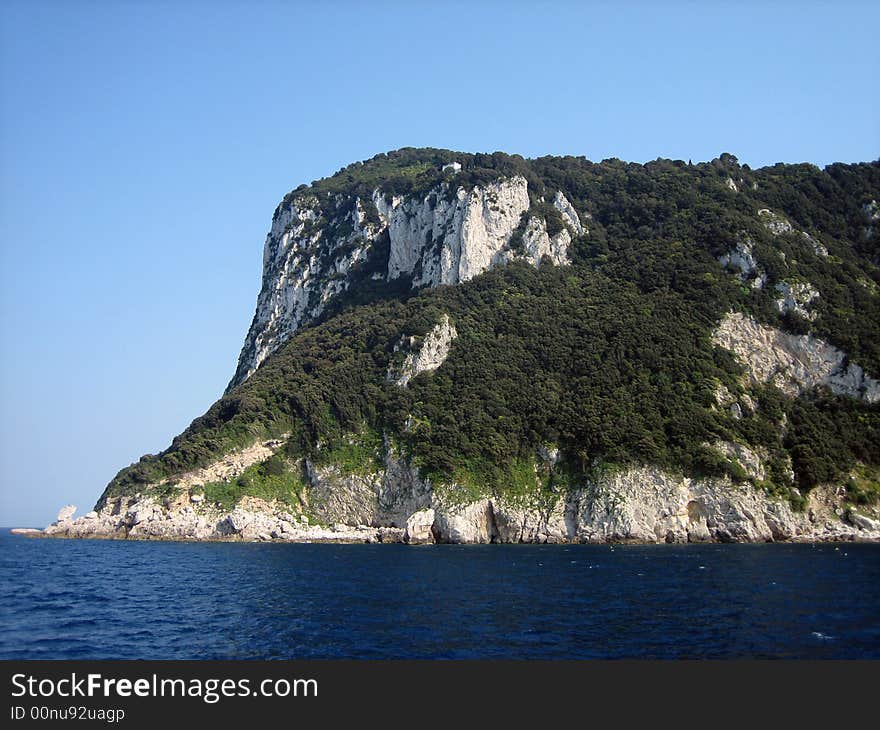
[47,149,880,542]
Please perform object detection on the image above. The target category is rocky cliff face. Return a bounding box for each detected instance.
[42,455,880,544]
[228,195,383,386]
[29,150,880,546]
[713,312,880,402]
[40,405,880,546]
[379,178,580,286]
[229,174,583,389]
[718,237,766,289]
[387,313,457,387]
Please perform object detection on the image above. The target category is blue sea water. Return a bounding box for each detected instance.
[1,529,879,659]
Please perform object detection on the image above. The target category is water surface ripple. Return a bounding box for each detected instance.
[2,531,878,659]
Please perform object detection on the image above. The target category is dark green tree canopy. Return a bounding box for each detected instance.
[100,150,880,510]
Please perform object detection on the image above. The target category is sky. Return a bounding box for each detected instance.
[1,0,878,526]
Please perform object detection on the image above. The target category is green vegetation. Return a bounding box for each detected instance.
[99,149,880,511]
[279,148,534,209]
[312,426,384,476]
[201,455,306,511]
[430,456,551,509]
[783,395,880,491]
[151,482,184,503]
[846,464,880,506]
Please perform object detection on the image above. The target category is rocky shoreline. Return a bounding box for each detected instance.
[16,464,880,545]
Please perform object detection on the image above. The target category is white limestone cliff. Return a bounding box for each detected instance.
[388,314,457,387]
[774,280,820,321]
[712,312,880,402]
[37,458,880,544]
[230,197,381,386]
[552,190,586,234]
[380,176,533,285]
[718,236,766,289]
[230,176,582,388]
[758,208,794,236]
[516,216,572,268]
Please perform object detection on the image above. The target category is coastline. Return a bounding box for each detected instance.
[17,479,880,545]
[15,530,880,545]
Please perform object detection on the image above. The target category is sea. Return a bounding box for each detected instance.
[1,529,879,659]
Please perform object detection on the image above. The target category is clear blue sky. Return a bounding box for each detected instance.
[1,0,878,526]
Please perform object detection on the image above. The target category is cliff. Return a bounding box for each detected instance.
[44,454,880,543]
[229,172,582,389]
[34,149,880,543]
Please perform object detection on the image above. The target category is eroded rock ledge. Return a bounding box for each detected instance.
[712,312,880,402]
[32,463,880,544]
[387,313,457,387]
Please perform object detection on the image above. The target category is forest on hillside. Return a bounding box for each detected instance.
[101,150,880,511]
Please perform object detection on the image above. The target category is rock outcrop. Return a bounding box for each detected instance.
[41,493,405,544]
[774,280,819,321]
[758,208,794,236]
[712,312,880,402]
[34,455,880,544]
[303,447,432,528]
[801,231,828,257]
[713,383,756,421]
[863,199,878,240]
[718,236,766,289]
[552,190,586,235]
[388,314,457,386]
[55,505,77,523]
[230,174,582,389]
[711,440,767,481]
[432,499,497,544]
[404,509,436,544]
[124,437,289,498]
